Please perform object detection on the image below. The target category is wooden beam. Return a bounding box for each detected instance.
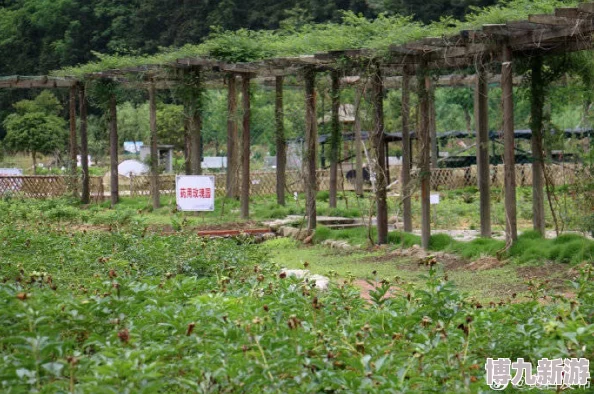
[401,71,413,233]
[372,63,388,244]
[329,70,340,209]
[304,68,317,233]
[530,56,546,235]
[149,82,160,209]
[275,76,286,206]
[241,74,251,219]
[418,64,431,250]
[226,74,239,198]
[69,85,78,196]
[428,77,438,169]
[79,85,90,204]
[528,14,589,26]
[475,67,491,238]
[189,68,202,176]
[109,94,119,207]
[501,47,517,244]
[354,85,364,197]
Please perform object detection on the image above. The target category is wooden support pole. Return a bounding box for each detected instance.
[183,117,191,175]
[502,47,518,243]
[419,67,431,249]
[275,76,286,206]
[227,74,239,198]
[304,68,318,233]
[109,94,119,207]
[354,86,364,196]
[149,82,160,209]
[79,85,90,204]
[329,70,340,208]
[428,79,438,169]
[385,140,391,184]
[475,66,491,238]
[401,71,413,232]
[189,70,202,176]
[372,64,388,245]
[241,75,251,219]
[530,56,546,235]
[69,86,78,191]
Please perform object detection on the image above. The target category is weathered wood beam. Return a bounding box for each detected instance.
[528,14,590,26]
[275,76,286,206]
[372,63,388,245]
[418,64,431,250]
[304,68,318,233]
[241,74,251,219]
[149,82,160,209]
[226,74,239,198]
[354,85,364,197]
[401,71,413,233]
[501,46,517,244]
[578,3,594,14]
[69,85,78,195]
[79,85,90,204]
[329,70,340,209]
[109,94,119,207]
[555,8,580,19]
[530,56,545,235]
[475,66,491,238]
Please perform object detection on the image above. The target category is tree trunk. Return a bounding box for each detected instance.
[109,94,119,207]
[329,70,340,208]
[275,76,286,206]
[79,85,90,204]
[304,68,318,233]
[372,64,388,245]
[401,71,413,232]
[149,82,160,209]
[530,56,546,235]
[241,75,251,219]
[502,47,518,244]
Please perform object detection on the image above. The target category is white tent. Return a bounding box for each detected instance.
[117,160,149,177]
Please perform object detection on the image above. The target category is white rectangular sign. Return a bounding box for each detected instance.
[176,175,215,211]
[430,193,440,205]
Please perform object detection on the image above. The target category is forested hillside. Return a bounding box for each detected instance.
[0,0,497,75]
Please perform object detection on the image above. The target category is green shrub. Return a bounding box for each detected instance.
[429,233,454,251]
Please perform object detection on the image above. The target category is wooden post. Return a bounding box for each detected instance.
[69,85,78,193]
[329,70,340,208]
[428,79,438,169]
[385,140,391,184]
[419,67,431,249]
[530,56,546,235]
[354,86,364,196]
[149,82,160,209]
[189,69,202,176]
[183,117,191,175]
[275,76,286,206]
[475,66,491,237]
[304,68,318,233]
[241,74,251,219]
[372,63,388,244]
[502,46,518,243]
[401,71,413,232]
[227,74,239,198]
[79,84,90,204]
[109,94,119,207]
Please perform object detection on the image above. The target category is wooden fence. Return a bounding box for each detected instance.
[0,164,582,200]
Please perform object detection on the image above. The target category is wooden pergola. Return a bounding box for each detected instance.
[3,3,594,248]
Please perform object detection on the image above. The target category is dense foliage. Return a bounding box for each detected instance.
[0,198,593,392]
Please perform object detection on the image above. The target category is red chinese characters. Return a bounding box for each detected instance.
[179,187,212,199]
